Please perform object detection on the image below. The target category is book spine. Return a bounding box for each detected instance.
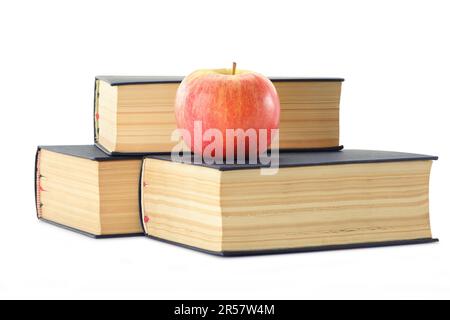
[35,148,43,218]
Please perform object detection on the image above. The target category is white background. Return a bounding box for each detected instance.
[0,0,449,300]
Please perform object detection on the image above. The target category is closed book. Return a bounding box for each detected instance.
[95,76,344,155]
[35,145,144,238]
[140,150,438,256]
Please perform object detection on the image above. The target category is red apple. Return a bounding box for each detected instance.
[175,64,280,158]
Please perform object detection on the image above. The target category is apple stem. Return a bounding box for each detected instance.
[232,62,237,75]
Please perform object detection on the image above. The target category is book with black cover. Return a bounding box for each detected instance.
[94,76,344,155]
[96,76,345,86]
[140,149,438,256]
[35,145,144,238]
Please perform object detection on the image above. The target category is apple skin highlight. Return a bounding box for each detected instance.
[175,67,280,157]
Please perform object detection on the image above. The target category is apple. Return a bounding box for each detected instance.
[175,63,280,158]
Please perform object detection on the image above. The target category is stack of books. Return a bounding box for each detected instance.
[35,75,438,256]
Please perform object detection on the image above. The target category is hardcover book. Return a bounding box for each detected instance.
[94,76,344,155]
[35,145,144,238]
[140,150,438,256]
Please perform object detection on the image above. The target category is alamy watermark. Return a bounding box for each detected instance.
[171,121,280,175]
